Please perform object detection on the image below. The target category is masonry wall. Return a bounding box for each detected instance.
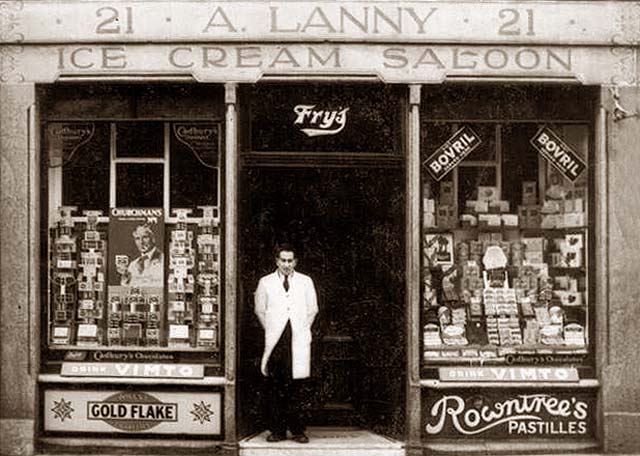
[1,83,39,456]
[601,86,640,455]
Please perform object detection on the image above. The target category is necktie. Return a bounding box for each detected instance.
[138,256,146,274]
[283,275,289,292]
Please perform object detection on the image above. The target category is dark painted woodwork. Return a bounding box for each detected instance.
[238,166,405,438]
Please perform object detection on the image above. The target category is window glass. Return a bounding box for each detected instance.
[116,122,164,158]
[461,124,496,162]
[420,120,590,366]
[250,84,402,154]
[458,167,497,210]
[46,118,222,360]
[116,163,164,207]
[47,122,110,212]
[170,122,219,209]
[501,123,540,212]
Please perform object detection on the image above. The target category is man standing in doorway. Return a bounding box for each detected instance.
[254,244,318,443]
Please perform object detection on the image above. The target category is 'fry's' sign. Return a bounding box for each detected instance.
[425,393,592,437]
[293,104,349,137]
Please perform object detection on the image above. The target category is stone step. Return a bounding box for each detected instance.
[239,427,404,456]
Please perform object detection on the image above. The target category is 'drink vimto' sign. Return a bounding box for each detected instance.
[45,389,221,435]
[530,126,586,182]
[424,126,481,181]
[61,362,204,378]
[423,390,595,438]
[439,367,579,382]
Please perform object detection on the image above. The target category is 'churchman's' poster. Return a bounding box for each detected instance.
[108,208,165,345]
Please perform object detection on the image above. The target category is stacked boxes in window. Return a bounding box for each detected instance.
[121,287,149,346]
[422,183,436,229]
[550,233,584,269]
[423,198,436,228]
[50,207,79,345]
[423,267,438,308]
[437,181,457,229]
[458,254,483,321]
[483,288,522,346]
[76,211,106,346]
[466,186,514,227]
[522,237,546,266]
[167,209,196,347]
[196,206,221,349]
[108,289,161,347]
[518,181,541,228]
[558,190,586,228]
[540,186,586,229]
[107,295,122,345]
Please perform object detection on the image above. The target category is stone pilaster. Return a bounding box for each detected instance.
[0,82,38,456]
[601,85,640,455]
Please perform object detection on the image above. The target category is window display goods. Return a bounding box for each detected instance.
[421,123,589,364]
[45,119,222,356]
[49,206,221,350]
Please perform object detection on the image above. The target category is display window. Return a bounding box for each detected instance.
[44,114,223,366]
[419,86,594,370]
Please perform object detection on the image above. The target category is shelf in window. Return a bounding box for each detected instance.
[423,344,588,355]
[423,226,587,235]
[48,344,218,353]
[548,267,586,274]
[520,227,588,236]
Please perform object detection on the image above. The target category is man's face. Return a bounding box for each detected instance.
[276,251,297,276]
[133,227,155,255]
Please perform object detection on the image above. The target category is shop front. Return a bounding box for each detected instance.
[415,84,600,454]
[1,2,639,456]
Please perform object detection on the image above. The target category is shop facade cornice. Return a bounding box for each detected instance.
[1,1,639,46]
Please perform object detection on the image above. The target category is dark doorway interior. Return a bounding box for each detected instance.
[238,166,405,439]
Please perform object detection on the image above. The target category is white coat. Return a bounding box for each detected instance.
[254,271,318,379]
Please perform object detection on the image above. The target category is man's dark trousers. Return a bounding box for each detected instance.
[266,320,307,437]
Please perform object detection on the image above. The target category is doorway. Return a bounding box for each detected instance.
[238,165,405,439]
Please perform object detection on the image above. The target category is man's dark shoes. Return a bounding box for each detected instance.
[292,433,309,444]
[266,433,286,442]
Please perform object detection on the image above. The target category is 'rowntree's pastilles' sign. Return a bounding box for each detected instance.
[423,390,596,438]
[424,126,482,181]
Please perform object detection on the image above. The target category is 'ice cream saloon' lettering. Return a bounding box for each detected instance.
[293,105,350,137]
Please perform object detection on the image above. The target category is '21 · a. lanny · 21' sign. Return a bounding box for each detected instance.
[423,391,595,438]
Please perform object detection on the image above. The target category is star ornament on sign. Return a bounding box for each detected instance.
[51,398,74,422]
[190,400,215,424]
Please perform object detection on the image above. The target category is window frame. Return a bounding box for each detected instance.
[419,117,595,372]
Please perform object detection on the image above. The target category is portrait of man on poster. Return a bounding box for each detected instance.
[117,223,164,288]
